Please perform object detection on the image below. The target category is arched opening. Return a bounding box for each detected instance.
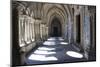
[50,17,62,37]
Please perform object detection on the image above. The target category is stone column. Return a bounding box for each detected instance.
[31,19,35,41]
[40,23,43,41]
[30,18,34,42]
[42,24,45,41]
[64,23,67,41]
[19,15,25,45]
[46,27,48,39]
[44,25,46,40]
[25,19,28,42]
[30,23,32,41]
[73,13,76,44]
[34,19,41,41]
[31,20,34,41]
[27,18,30,43]
[28,18,33,42]
[44,24,47,40]
[68,17,72,43]
[83,7,91,60]
[18,16,22,45]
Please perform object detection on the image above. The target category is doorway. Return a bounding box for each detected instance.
[53,27,58,36]
[76,15,81,43]
[50,18,61,37]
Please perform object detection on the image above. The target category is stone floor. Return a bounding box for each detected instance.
[25,37,86,65]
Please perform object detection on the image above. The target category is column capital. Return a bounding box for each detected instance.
[35,19,41,24]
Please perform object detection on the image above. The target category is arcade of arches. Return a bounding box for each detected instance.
[12,1,96,66]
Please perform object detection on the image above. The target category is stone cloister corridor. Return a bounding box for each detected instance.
[26,37,85,65]
[12,1,96,66]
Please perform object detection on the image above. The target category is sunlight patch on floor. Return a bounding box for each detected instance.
[66,51,83,58]
[47,37,56,41]
[28,54,58,61]
[38,47,56,51]
[43,41,56,45]
[47,37,64,41]
[34,50,56,54]
[60,42,68,45]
